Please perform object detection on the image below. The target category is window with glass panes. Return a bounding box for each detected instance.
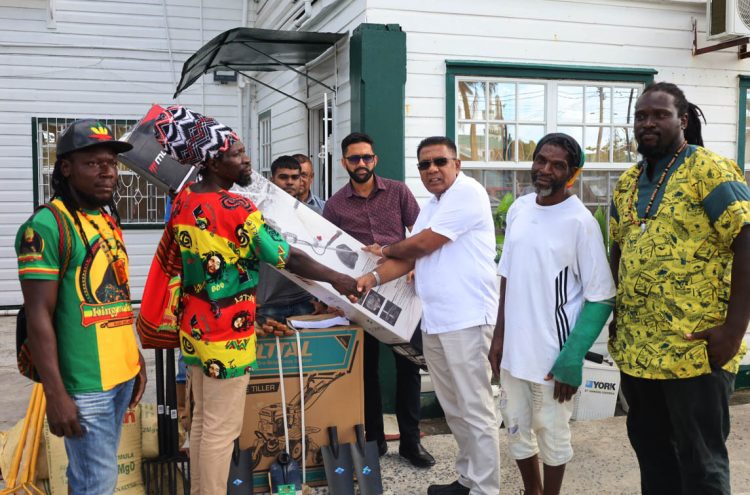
[258,111,272,178]
[455,78,642,223]
[32,117,167,226]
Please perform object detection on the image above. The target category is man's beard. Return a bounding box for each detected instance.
[236,173,252,187]
[531,172,566,198]
[76,189,112,208]
[636,133,675,160]
[347,167,374,184]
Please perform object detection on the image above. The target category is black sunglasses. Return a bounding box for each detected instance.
[417,157,456,171]
[345,154,376,165]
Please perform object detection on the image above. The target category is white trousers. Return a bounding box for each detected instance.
[422,325,501,495]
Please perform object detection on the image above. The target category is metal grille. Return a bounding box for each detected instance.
[34,117,167,225]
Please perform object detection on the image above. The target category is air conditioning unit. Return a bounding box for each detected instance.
[707,0,750,41]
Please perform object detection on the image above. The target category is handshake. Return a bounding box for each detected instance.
[329,243,405,303]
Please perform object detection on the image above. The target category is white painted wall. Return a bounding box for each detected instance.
[0,0,247,306]
[364,0,743,200]
[249,0,366,194]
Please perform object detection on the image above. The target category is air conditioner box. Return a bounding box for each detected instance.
[707,0,750,41]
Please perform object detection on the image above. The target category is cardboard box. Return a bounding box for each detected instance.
[43,405,143,494]
[234,171,422,345]
[240,326,364,492]
[116,108,422,345]
[571,361,621,421]
[119,104,198,194]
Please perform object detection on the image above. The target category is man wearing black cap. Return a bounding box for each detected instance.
[488,133,615,495]
[16,120,147,494]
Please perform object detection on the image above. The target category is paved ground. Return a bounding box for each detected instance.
[2,316,749,494]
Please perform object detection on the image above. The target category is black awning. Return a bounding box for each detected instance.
[173,27,347,98]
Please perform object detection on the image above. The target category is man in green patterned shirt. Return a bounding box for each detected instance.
[609,82,750,495]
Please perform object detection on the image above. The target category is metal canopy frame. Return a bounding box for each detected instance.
[173,27,346,99]
[174,27,343,199]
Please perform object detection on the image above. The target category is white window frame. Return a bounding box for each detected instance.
[258,111,272,177]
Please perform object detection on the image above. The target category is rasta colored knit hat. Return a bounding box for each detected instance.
[532,133,584,169]
[153,105,239,167]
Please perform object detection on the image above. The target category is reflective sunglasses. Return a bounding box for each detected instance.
[345,154,376,165]
[417,157,455,171]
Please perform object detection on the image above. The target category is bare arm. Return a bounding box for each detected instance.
[687,226,750,367]
[284,246,360,298]
[488,276,507,377]
[21,279,83,437]
[725,225,750,334]
[355,258,415,294]
[381,228,451,260]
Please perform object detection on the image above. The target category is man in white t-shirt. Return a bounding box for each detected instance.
[355,136,500,495]
[488,133,616,495]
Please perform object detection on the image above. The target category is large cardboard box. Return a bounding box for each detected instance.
[234,171,422,345]
[118,106,422,345]
[571,361,621,421]
[239,326,364,492]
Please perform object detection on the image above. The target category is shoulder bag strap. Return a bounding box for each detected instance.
[37,203,73,279]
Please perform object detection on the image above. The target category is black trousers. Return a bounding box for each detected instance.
[620,369,735,495]
[363,331,422,447]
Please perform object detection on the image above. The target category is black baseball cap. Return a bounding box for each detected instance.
[56,119,133,156]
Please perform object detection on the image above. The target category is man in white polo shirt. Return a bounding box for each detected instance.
[356,136,500,495]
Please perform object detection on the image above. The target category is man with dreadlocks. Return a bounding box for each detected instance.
[142,106,360,494]
[15,120,147,494]
[488,133,615,495]
[609,82,750,494]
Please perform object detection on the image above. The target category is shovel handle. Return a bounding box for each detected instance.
[327,426,340,458]
[354,424,366,451]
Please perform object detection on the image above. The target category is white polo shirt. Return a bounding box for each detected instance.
[413,172,499,334]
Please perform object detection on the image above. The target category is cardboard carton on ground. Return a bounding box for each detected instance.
[571,360,621,421]
[234,171,422,345]
[239,326,364,492]
[119,104,198,194]
[43,405,143,494]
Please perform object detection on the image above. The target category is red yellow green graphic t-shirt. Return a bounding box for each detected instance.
[15,199,140,393]
[168,188,290,379]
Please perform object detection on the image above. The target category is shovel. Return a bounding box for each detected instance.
[227,438,254,495]
[351,424,383,495]
[320,426,355,495]
[269,452,302,495]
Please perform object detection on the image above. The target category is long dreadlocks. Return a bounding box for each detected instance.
[642,82,707,147]
[50,155,122,256]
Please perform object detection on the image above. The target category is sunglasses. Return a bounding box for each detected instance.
[417,157,455,171]
[345,154,376,165]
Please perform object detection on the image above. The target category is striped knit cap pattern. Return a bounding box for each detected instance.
[153,105,239,167]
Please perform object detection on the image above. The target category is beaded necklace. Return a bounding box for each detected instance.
[79,209,129,285]
[629,140,687,235]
